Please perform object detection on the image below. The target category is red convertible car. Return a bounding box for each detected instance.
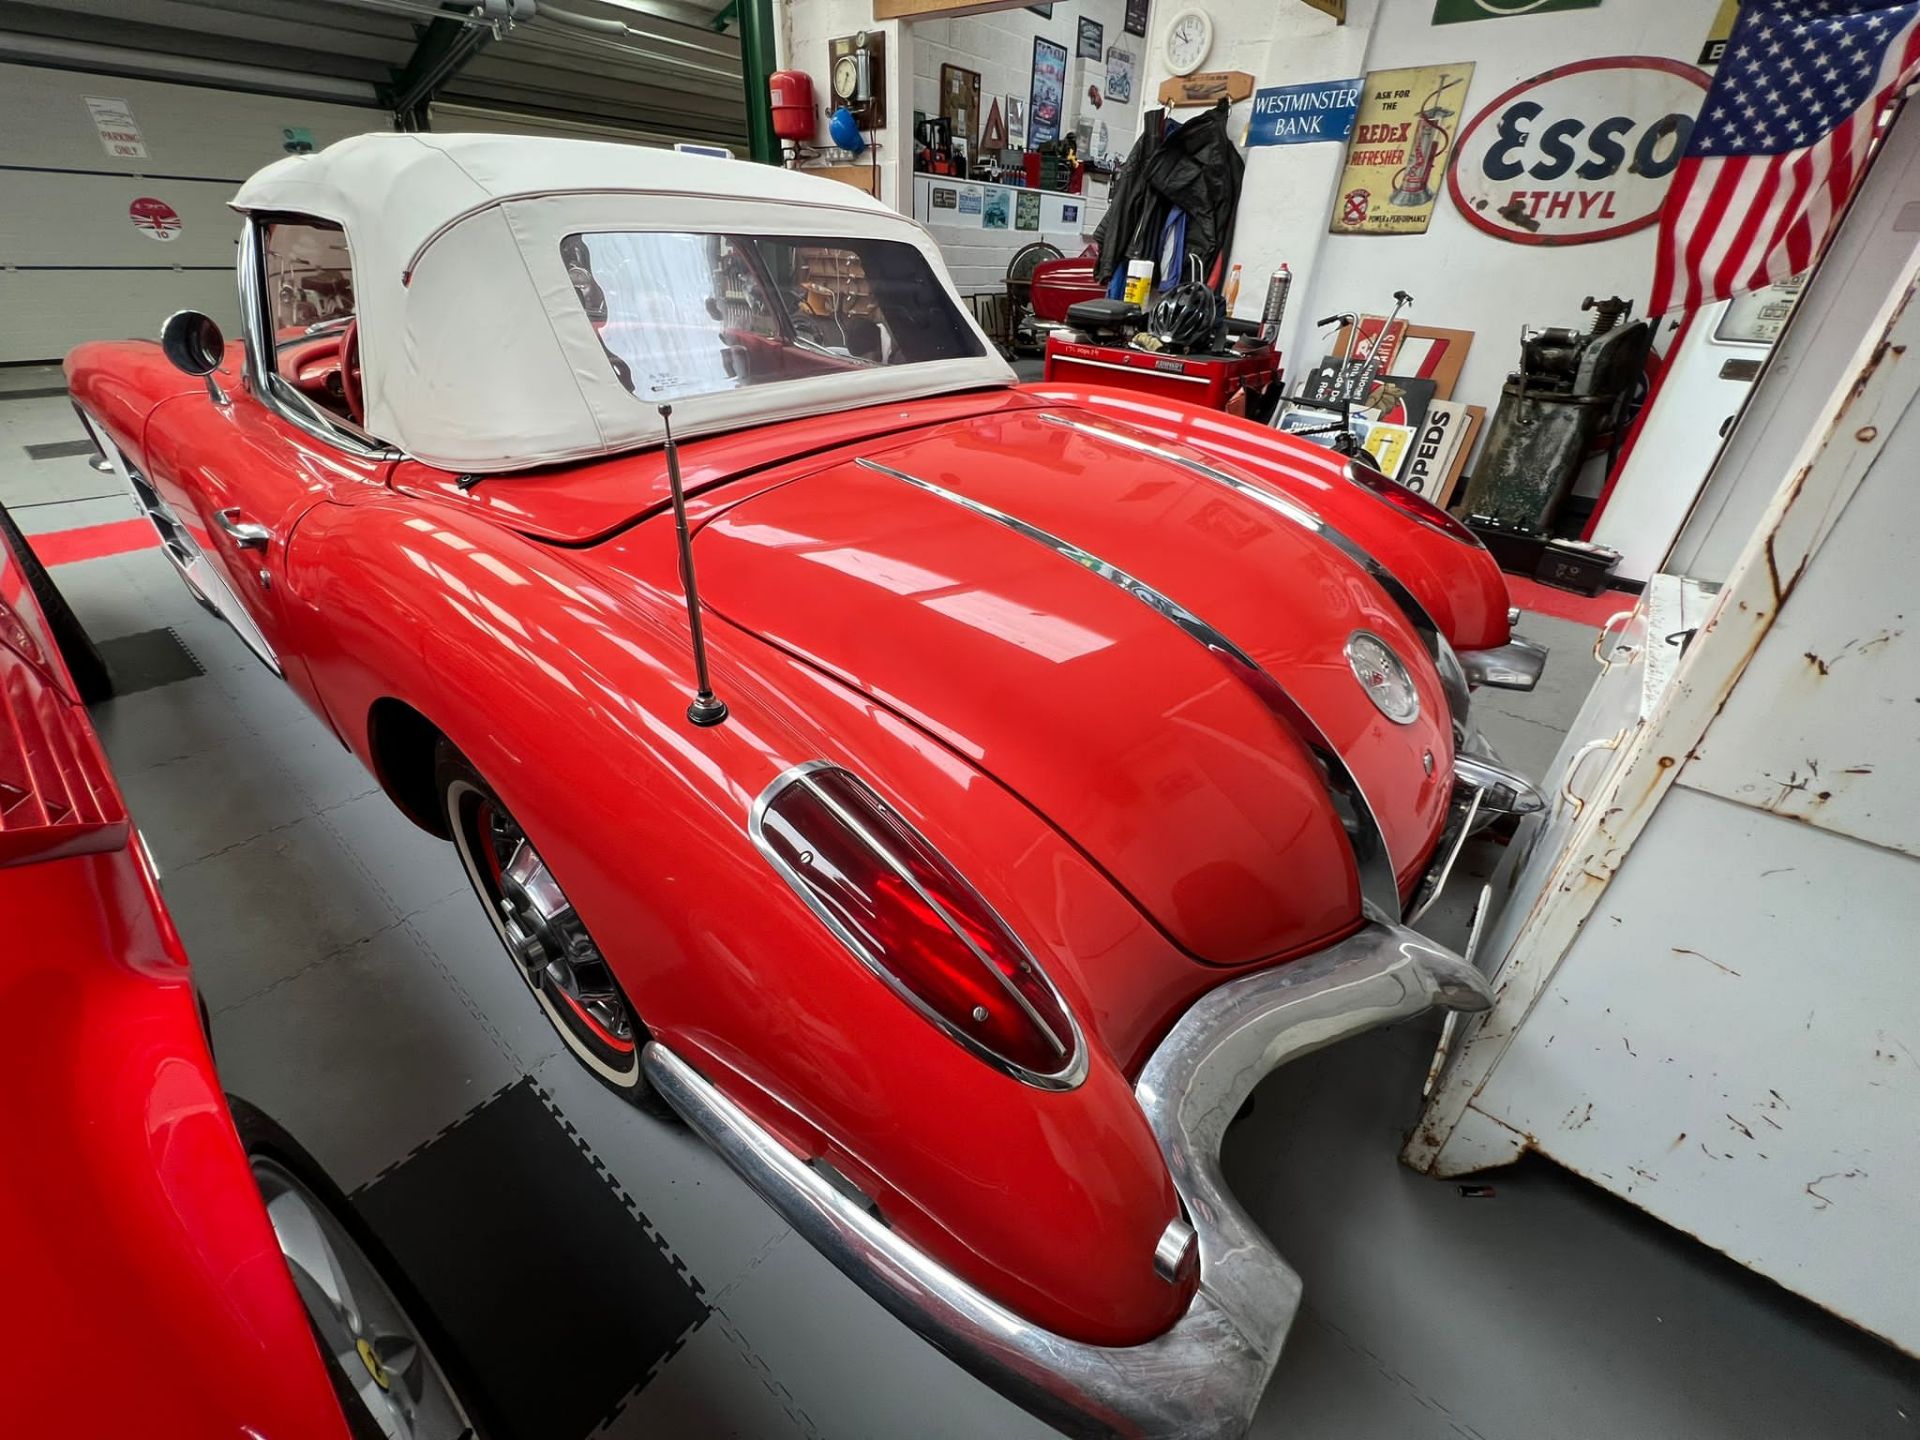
[66,134,1545,1439]
[0,503,475,1437]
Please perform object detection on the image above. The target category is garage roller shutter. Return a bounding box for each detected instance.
[0,62,388,362]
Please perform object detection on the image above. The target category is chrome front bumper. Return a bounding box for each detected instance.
[642,923,1492,1439]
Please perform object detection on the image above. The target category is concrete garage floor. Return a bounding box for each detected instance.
[8,361,1918,1438]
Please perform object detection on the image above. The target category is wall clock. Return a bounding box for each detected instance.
[1163,9,1213,78]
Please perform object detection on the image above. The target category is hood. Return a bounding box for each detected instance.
[690,407,1452,967]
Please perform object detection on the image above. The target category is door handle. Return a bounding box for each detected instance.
[215,508,271,550]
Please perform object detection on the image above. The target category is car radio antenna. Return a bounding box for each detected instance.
[657,405,728,728]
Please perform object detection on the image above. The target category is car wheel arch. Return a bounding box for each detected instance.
[366,697,451,838]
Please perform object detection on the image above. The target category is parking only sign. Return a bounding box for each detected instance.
[86,97,148,159]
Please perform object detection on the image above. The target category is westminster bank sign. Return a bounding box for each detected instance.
[1247,78,1363,147]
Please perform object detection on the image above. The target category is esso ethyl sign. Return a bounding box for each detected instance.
[1449,56,1710,246]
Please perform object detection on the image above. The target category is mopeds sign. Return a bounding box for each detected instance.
[1449,56,1710,245]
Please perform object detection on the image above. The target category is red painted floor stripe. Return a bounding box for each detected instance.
[1504,572,1635,628]
[28,518,156,567]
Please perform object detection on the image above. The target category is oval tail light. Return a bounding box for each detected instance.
[752,764,1085,1089]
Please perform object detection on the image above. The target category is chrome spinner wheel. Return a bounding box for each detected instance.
[446,777,644,1093]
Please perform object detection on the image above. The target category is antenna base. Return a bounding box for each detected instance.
[687,694,729,727]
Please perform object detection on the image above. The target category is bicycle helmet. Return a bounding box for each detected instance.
[1147,280,1221,353]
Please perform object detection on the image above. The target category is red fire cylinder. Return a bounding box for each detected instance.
[769,70,816,142]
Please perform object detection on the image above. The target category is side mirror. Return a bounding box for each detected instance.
[160,310,225,377]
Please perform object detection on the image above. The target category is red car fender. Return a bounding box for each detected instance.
[281,496,1195,1347]
[66,339,226,464]
[1024,384,1515,653]
[0,844,349,1440]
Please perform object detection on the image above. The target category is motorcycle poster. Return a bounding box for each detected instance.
[1331,63,1474,236]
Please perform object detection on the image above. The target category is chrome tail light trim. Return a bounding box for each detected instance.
[749,760,1088,1090]
[644,920,1492,1440]
[856,455,1402,921]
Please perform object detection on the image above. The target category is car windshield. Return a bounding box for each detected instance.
[561,230,985,404]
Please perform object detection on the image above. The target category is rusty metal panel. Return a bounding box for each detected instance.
[1680,412,1920,860]
[1471,783,1920,1355]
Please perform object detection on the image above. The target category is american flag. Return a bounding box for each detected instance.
[1647,0,1920,316]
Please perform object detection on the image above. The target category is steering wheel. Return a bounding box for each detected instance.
[338,318,365,426]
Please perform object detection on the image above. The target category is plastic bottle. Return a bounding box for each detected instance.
[1223,263,1244,314]
[1123,258,1154,307]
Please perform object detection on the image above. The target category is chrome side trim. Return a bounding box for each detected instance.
[1039,413,1473,736]
[855,456,1402,920]
[1458,636,1548,692]
[75,408,283,677]
[643,921,1492,1440]
[749,760,1089,1091]
[1039,414,1444,647]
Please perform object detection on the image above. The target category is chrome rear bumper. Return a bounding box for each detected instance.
[642,922,1491,1439]
[1459,635,1549,691]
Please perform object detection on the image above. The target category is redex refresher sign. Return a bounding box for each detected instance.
[1331,64,1474,236]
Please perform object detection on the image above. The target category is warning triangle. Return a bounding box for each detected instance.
[980,96,1007,153]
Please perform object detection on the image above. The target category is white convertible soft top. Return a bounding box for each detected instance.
[231,133,1013,472]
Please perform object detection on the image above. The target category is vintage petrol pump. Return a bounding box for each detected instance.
[1391,73,1465,208]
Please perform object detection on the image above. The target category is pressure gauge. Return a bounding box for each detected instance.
[832,54,861,102]
[1163,8,1213,78]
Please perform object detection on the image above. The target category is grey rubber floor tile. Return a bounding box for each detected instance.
[273,726,382,813]
[214,924,520,1192]
[10,493,134,533]
[117,738,314,869]
[708,1230,1059,1440]
[609,1309,815,1440]
[534,1049,792,1298]
[0,463,91,508]
[53,552,186,643]
[1252,1304,1480,1440]
[406,890,560,1076]
[91,672,256,770]
[1231,1020,1919,1440]
[318,789,466,918]
[163,813,400,1011]
[1473,610,1598,783]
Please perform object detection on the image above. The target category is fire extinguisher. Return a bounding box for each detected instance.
[1390,72,1465,208]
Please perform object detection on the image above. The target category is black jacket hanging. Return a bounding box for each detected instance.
[1093,100,1244,286]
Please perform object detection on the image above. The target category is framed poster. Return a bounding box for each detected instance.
[1029,36,1069,145]
[1105,46,1136,105]
[1027,4,1054,16]
[939,64,982,158]
[1016,190,1041,230]
[982,188,1012,229]
[1077,16,1104,59]
[1124,0,1149,36]
[1007,95,1026,146]
[1331,64,1473,236]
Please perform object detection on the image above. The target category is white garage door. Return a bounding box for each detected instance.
[0,63,388,363]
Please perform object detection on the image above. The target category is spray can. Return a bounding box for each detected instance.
[1123,258,1154,307]
[1258,264,1292,346]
